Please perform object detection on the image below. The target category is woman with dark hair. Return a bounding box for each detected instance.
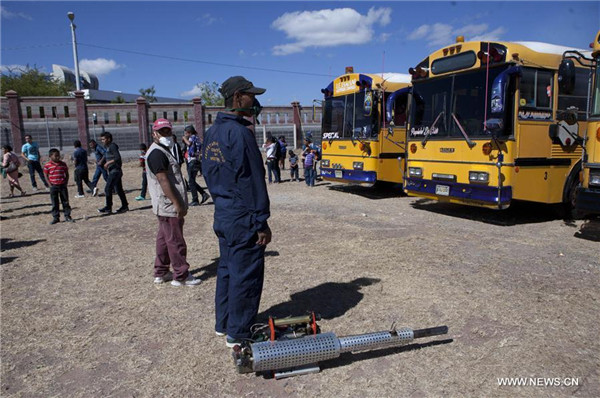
[2,145,25,197]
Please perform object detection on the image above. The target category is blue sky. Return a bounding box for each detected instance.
[1,1,598,105]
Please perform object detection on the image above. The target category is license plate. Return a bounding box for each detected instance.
[335,170,343,179]
[435,184,450,196]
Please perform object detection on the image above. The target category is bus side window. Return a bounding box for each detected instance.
[519,68,553,109]
[558,68,589,121]
[394,96,407,126]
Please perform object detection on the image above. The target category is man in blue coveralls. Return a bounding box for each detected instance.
[202,76,272,348]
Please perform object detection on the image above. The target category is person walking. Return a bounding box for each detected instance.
[202,76,272,347]
[43,148,74,224]
[263,136,278,184]
[97,132,129,214]
[89,139,107,197]
[21,134,49,191]
[2,145,26,197]
[72,140,94,198]
[146,118,201,287]
[183,125,210,206]
[135,143,148,201]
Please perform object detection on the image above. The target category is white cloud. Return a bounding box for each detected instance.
[378,33,391,43]
[471,27,506,42]
[271,7,392,56]
[198,13,218,26]
[0,64,30,73]
[408,23,505,47]
[1,6,32,20]
[181,84,203,97]
[79,58,122,76]
[238,49,245,57]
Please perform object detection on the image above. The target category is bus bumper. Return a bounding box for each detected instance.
[321,168,376,186]
[404,178,512,208]
[576,188,600,214]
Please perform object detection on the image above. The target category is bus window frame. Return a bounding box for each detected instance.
[322,90,380,140]
[517,67,554,120]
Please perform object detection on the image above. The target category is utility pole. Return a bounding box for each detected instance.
[67,12,81,91]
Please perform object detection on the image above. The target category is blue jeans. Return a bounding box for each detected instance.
[290,166,299,181]
[304,166,315,186]
[91,165,108,188]
[27,160,49,188]
[104,169,128,210]
[187,159,206,202]
[266,159,280,183]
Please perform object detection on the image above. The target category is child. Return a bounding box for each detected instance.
[72,140,93,198]
[288,150,299,182]
[304,148,316,187]
[135,143,147,201]
[43,148,73,224]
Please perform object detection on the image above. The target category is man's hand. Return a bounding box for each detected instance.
[256,226,272,246]
[175,204,187,219]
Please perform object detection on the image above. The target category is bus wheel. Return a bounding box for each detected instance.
[560,176,581,220]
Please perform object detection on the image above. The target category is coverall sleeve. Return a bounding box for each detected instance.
[240,130,270,232]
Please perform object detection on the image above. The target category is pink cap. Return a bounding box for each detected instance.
[153,118,172,131]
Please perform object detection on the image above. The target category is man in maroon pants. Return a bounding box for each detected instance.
[146,118,201,286]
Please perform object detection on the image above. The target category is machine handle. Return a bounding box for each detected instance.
[412,326,448,339]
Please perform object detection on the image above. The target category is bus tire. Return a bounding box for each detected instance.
[560,162,582,220]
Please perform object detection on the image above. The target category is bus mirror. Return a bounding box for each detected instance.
[485,119,503,138]
[558,59,575,94]
[490,66,521,114]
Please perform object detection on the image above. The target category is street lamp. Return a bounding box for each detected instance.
[67,12,81,91]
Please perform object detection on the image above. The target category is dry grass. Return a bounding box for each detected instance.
[1,161,599,397]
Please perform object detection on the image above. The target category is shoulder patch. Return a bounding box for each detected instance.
[204,141,225,163]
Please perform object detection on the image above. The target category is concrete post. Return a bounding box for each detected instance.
[5,90,23,149]
[291,101,303,149]
[74,91,89,148]
[136,97,149,145]
[192,97,205,141]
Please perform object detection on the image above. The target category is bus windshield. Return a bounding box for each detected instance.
[591,58,600,117]
[323,91,379,140]
[410,67,509,139]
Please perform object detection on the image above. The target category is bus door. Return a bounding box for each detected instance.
[381,87,411,183]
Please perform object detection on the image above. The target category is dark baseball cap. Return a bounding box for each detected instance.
[219,76,266,100]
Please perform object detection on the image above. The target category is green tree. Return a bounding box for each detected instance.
[111,95,127,103]
[139,85,157,102]
[191,81,224,106]
[0,66,73,96]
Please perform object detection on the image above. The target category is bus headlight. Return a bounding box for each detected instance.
[321,159,330,167]
[469,171,489,183]
[590,170,600,186]
[353,161,364,170]
[408,167,423,177]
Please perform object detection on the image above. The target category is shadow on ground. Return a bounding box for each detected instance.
[410,198,563,226]
[574,218,600,242]
[329,183,404,200]
[0,203,48,214]
[0,256,18,264]
[1,238,46,252]
[190,258,219,281]
[257,277,380,321]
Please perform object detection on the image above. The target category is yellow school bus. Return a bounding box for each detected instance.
[576,30,600,214]
[404,37,590,213]
[320,68,411,185]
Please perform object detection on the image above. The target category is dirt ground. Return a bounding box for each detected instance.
[1,160,599,397]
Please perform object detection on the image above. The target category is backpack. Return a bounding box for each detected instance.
[187,136,201,158]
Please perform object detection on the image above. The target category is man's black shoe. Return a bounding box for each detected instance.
[189,201,200,207]
[50,218,59,225]
[65,216,75,223]
[98,207,111,214]
[200,192,210,205]
[115,206,129,213]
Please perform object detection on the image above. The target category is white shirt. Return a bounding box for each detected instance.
[265,143,276,159]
